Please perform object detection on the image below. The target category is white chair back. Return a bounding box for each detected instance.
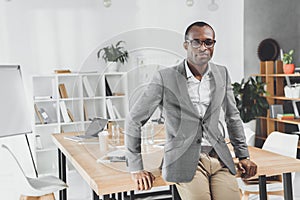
[1,144,68,197]
[263,131,299,158]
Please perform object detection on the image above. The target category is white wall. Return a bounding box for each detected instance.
[0,0,244,81]
[0,0,243,199]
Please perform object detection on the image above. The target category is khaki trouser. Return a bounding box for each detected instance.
[176,153,240,200]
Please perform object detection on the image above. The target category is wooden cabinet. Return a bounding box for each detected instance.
[254,60,300,152]
[32,72,128,175]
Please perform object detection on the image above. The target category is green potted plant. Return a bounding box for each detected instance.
[232,76,269,124]
[97,41,129,72]
[283,49,295,74]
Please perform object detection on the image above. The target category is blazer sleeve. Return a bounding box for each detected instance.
[125,71,164,172]
[222,67,250,159]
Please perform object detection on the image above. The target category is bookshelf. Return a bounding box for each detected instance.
[255,60,300,150]
[32,72,128,175]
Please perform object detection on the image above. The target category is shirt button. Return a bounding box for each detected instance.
[196,139,201,144]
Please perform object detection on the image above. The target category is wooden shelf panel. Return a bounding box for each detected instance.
[258,116,300,125]
[266,96,300,101]
[252,73,300,77]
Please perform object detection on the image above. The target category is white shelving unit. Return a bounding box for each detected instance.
[32,72,128,175]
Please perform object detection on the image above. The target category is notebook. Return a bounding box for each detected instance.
[64,118,108,142]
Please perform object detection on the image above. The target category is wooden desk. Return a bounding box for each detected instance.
[52,131,173,200]
[245,146,300,200]
[52,132,300,200]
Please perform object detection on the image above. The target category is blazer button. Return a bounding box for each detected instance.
[196,139,201,144]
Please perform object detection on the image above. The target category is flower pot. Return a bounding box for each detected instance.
[106,62,120,72]
[283,63,295,74]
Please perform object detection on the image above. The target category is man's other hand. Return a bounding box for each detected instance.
[238,159,257,179]
[131,170,156,190]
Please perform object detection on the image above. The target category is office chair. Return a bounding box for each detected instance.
[237,131,299,200]
[1,144,68,200]
[244,127,255,146]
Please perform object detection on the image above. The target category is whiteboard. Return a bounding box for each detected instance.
[0,65,32,137]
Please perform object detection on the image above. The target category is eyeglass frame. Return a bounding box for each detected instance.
[186,39,216,48]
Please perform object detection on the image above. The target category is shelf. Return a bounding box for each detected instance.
[35,123,59,127]
[252,73,300,77]
[34,99,57,103]
[265,96,300,101]
[59,97,82,101]
[33,72,128,177]
[83,96,105,100]
[105,95,126,99]
[258,116,300,125]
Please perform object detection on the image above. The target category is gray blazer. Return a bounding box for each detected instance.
[125,61,249,183]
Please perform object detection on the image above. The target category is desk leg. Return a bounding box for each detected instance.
[171,185,181,200]
[93,191,99,200]
[259,175,267,200]
[58,149,67,200]
[283,173,293,200]
[130,190,134,200]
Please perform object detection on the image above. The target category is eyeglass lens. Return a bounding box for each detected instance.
[190,39,215,48]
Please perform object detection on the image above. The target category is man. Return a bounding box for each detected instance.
[125,21,257,200]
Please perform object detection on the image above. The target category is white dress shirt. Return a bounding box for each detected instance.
[185,61,212,146]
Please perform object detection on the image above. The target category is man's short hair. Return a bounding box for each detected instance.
[184,21,215,40]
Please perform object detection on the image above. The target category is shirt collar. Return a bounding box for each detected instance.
[184,60,211,79]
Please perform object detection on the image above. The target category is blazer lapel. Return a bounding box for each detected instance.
[204,63,224,120]
[175,61,200,118]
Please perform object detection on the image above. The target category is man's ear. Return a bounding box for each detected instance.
[183,41,188,50]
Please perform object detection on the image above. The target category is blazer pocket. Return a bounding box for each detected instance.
[164,139,184,153]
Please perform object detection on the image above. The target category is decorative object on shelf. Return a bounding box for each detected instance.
[270,104,283,119]
[257,38,280,61]
[35,135,43,149]
[40,108,51,124]
[284,84,300,98]
[283,49,295,74]
[97,41,129,72]
[232,76,269,123]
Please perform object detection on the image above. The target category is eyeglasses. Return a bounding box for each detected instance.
[186,39,216,48]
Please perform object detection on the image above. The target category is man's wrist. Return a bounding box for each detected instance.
[238,157,250,161]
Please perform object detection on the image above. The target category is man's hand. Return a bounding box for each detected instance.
[237,159,257,179]
[131,170,156,190]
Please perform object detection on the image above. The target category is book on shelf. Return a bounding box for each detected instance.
[59,101,71,123]
[83,103,88,121]
[58,83,69,98]
[34,104,44,124]
[112,92,125,96]
[277,113,295,120]
[67,108,75,122]
[82,76,95,97]
[270,104,283,118]
[105,77,113,96]
[106,99,116,120]
[54,69,71,74]
[113,105,122,119]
